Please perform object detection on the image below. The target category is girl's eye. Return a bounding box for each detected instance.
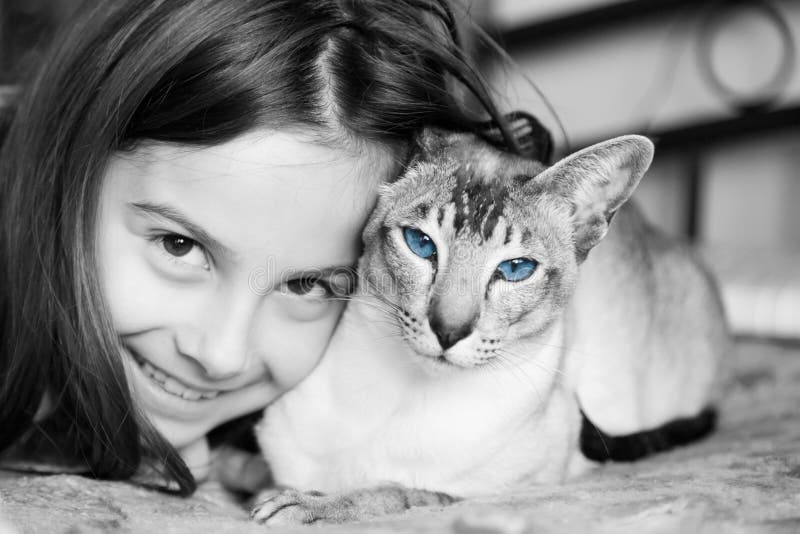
[285,272,356,300]
[285,277,333,299]
[496,257,538,282]
[159,234,208,269]
[163,234,194,257]
[403,227,436,259]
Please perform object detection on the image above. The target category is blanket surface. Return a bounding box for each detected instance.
[1,339,799,534]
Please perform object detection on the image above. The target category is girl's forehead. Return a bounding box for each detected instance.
[104,130,397,269]
[129,129,398,177]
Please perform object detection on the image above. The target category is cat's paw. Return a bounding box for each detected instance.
[250,485,460,525]
[251,488,326,526]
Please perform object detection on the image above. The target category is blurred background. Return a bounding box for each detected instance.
[473,0,800,342]
[1,0,798,341]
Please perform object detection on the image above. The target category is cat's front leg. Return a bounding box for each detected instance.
[250,485,459,525]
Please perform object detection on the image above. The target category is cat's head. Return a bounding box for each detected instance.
[359,129,653,369]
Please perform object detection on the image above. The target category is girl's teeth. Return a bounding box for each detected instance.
[162,376,186,396]
[138,359,220,401]
[181,389,202,401]
[150,365,167,382]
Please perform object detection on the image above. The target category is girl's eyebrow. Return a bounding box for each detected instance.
[129,201,234,260]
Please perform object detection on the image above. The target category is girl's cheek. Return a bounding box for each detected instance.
[279,293,344,323]
[262,301,344,388]
[102,249,207,333]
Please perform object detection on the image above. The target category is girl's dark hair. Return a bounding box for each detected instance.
[0,0,514,495]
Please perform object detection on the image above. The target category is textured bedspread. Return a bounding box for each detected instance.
[2,339,799,534]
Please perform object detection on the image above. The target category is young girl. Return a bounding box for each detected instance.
[0,0,520,496]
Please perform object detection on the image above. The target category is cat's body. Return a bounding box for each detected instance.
[252,131,728,524]
[258,299,581,498]
[567,201,726,436]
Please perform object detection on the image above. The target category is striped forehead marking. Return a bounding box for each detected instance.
[444,172,508,241]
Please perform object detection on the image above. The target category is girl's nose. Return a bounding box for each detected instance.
[180,294,260,380]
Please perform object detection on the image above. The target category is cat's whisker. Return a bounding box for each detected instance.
[356,277,405,312]
[493,349,560,404]
[482,358,510,391]
[370,332,407,343]
[329,295,407,325]
[486,357,530,395]
[328,294,399,315]
[487,350,544,400]
[514,335,606,363]
[367,325,403,335]
[493,354,544,404]
[497,347,568,381]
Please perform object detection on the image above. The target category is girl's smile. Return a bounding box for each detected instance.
[122,344,275,420]
[96,129,395,474]
[133,349,227,401]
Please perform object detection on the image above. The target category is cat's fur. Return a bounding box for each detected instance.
[252,130,729,525]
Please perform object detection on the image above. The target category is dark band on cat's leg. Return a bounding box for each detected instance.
[579,406,717,462]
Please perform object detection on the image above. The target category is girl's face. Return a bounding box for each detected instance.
[96,130,394,474]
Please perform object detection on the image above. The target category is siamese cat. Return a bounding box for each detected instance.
[251,128,729,525]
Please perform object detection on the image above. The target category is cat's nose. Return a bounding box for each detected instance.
[430,318,472,350]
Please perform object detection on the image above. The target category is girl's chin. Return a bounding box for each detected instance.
[177,438,212,481]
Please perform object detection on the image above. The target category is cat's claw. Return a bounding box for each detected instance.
[250,485,460,525]
[251,488,323,526]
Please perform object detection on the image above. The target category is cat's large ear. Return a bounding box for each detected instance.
[413,127,453,159]
[533,135,654,259]
[394,127,454,183]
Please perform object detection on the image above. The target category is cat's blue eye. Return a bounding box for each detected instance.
[496,257,537,282]
[403,227,436,259]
